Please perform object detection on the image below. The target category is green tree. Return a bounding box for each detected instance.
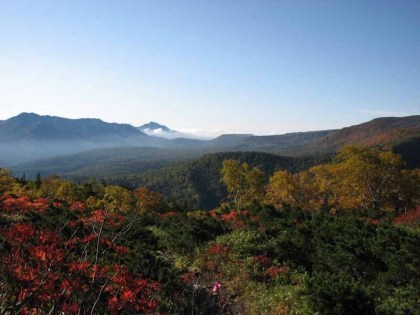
[35,173,42,189]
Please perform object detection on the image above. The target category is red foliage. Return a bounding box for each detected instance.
[0,195,48,214]
[209,210,218,219]
[157,211,179,218]
[365,217,381,225]
[219,210,252,229]
[80,209,124,228]
[70,201,86,212]
[53,202,63,208]
[209,243,230,255]
[394,206,420,227]
[0,198,159,314]
[267,265,289,279]
[253,254,273,268]
[180,271,196,283]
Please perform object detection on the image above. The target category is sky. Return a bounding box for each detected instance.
[0,1,419,137]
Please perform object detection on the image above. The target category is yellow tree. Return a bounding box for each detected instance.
[221,160,265,209]
[265,170,299,209]
[333,145,407,213]
[56,181,84,203]
[103,185,135,213]
[301,164,339,210]
[39,175,63,199]
[0,168,24,196]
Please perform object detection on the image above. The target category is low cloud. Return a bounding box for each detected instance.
[174,128,225,140]
[142,128,179,139]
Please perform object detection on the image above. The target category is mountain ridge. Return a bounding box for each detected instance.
[1,113,419,166]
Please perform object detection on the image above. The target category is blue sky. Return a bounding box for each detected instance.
[0,1,419,136]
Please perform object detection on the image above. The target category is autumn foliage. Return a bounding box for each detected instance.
[0,145,418,314]
[0,198,159,314]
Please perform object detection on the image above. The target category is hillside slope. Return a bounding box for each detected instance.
[86,151,330,210]
[11,146,202,178]
[310,116,420,152]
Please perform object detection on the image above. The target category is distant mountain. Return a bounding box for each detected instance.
[2,113,419,168]
[0,113,158,164]
[139,121,171,133]
[0,112,147,141]
[138,121,183,139]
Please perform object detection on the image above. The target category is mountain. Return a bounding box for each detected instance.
[139,121,172,133]
[138,121,183,139]
[0,113,158,164]
[0,112,147,141]
[2,113,419,167]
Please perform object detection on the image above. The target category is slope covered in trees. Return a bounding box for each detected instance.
[302,115,420,157]
[90,152,331,210]
[11,146,201,178]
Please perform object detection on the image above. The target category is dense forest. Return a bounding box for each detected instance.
[0,145,419,314]
[83,151,332,210]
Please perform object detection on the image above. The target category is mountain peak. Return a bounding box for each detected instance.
[13,112,40,120]
[139,122,171,132]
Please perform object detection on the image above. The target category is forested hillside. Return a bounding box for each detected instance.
[303,115,420,156]
[12,146,201,178]
[81,151,331,210]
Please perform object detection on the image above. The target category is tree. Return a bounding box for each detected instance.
[56,181,84,203]
[133,187,164,213]
[103,185,135,212]
[39,175,63,199]
[300,164,339,210]
[35,173,42,189]
[265,146,419,214]
[221,160,265,209]
[0,168,14,194]
[333,145,409,213]
[265,170,299,209]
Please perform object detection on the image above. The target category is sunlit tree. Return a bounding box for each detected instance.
[103,185,135,212]
[221,160,265,209]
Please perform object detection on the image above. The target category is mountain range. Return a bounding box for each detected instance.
[1,112,419,170]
